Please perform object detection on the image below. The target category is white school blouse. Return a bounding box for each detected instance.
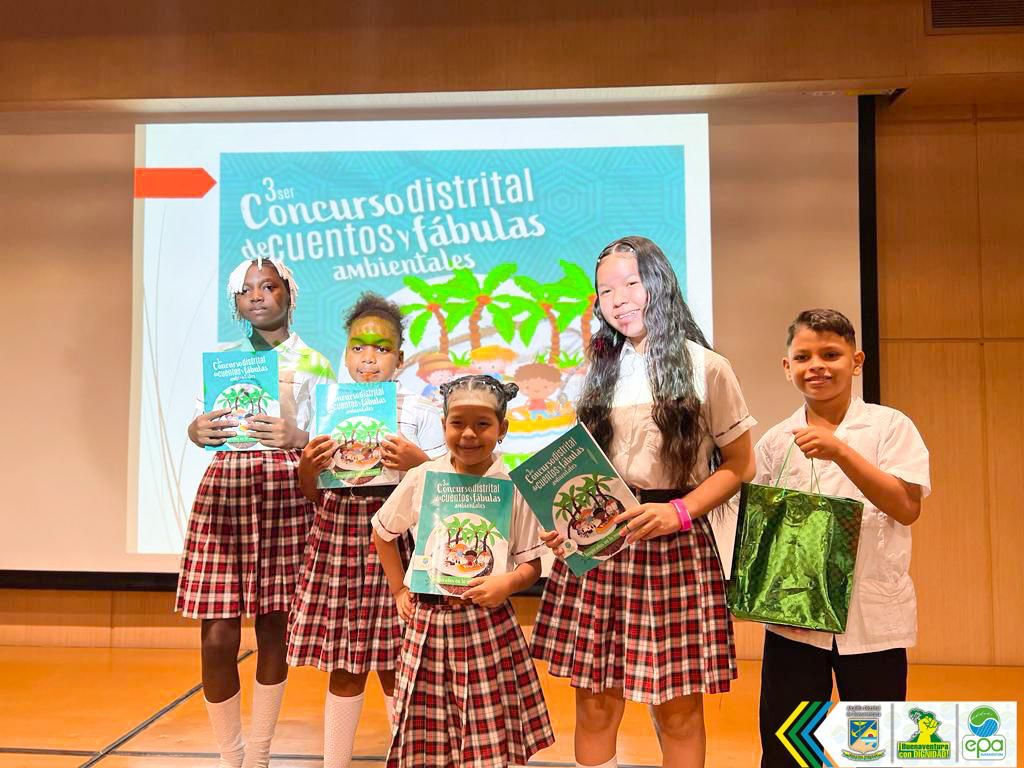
[371,453,547,590]
[608,339,757,489]
[754,397,932,655]
[395,386,447,461]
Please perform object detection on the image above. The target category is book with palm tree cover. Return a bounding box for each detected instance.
[202,351,281,452]
[410,471,513,597]
[509,423,639,575]
[314,382,399,488]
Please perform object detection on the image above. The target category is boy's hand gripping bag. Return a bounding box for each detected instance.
[727,442,864,633]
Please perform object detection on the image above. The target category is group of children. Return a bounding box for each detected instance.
[179,236,930,768]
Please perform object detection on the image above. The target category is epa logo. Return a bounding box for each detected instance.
[962,705,1006,760]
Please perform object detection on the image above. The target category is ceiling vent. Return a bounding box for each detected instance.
[927,0,1024,33]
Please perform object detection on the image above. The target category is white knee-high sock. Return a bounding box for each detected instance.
[576,758,618,768]
[323,691,365,768]
[241,680,286,768]
[204,691,245,768]
[383,694,395,732]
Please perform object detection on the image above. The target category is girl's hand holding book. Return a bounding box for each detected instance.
[380,433,429,472]
[297,435,334,502]
[539,529,568,558]
[615,503,680,543]
[247,414,306,449]
[463,574,514,608]
[301,435,336,471]
[188,408,237,447]
[393,586,416,623]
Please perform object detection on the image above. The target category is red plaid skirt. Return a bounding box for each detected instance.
[287,489,412,673]
[175,450,313,619]
[387,600,554,768]
[531,516,737,704]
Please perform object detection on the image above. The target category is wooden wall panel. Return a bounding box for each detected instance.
[0,0,1019,103]
[983,342,1024,665]
[0,590,112,647]
[733,621,765,661]
[712,0,912,83]
[978,119,1024,338]
[0,0,723,101]
[876,117,982,339]
[880,341,993,665]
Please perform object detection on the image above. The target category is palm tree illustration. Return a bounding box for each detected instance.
[551,260,597,355]
[476,520,500,549]
[465,521,484,554]
[252,388,272,415]
[402,276,458,355]
[444,516,468,548]
[513,269,584,364]
[582,474,621,521]
[443,265,530,349]
[237,388,255,415]
[214,387,239,411]
[554,490,583,532]
[371,421,385,448]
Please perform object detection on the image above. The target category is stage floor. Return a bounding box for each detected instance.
[0,646,1021,767]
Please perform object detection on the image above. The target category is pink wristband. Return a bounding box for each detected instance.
[670,498,692,532]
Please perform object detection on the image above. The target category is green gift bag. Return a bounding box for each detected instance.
[727,443,864,633]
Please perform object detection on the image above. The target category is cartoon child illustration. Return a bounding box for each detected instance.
[468,345,518,381]
[416,352,458,403]
[513,363,563,419]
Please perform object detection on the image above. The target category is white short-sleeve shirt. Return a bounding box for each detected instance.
[754,397,931,655]
[608,339,757,489]
[371,453,546,589]
[396,386,447,461]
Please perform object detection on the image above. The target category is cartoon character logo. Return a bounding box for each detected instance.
[897,708,951,760]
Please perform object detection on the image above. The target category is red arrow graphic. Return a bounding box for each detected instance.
[134,168,217,199]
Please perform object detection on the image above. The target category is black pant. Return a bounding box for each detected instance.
[759,630,908,768]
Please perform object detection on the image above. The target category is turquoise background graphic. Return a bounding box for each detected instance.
[218,146,687,368]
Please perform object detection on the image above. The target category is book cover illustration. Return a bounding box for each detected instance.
[410,470,513,597]
[202,351,280,452]
[315,382,399,488]
[509,422,639,575]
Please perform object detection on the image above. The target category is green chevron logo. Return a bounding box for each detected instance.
[777,701,833,767]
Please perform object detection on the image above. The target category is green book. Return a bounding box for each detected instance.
[314,382,399,488]
[202,351,280,452]
[509,423,639,576]
[409,471,513,597]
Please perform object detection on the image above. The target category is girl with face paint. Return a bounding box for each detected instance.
[288,293,446,768]
[177,257,335,768]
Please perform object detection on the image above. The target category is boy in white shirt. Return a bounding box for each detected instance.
[755,309,931,768]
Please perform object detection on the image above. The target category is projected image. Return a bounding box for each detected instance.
[133,115,712,554]
[328,416,387,484]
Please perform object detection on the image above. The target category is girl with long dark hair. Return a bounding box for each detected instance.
[532,236,756,768]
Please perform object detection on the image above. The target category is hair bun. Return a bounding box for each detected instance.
[502,382,520,399]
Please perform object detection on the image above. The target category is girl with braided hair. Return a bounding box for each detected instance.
[371,375,555,768]
[532,236,757,768]
[177,257,335,768]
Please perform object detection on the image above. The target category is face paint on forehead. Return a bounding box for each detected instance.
[349,332,394,346]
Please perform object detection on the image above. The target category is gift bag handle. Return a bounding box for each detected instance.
[773,439,823,496]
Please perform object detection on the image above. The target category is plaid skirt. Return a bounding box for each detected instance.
[531,516,737,704]
[387,600,554,768]
[287,489,412,673]
[175,450,313,619]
